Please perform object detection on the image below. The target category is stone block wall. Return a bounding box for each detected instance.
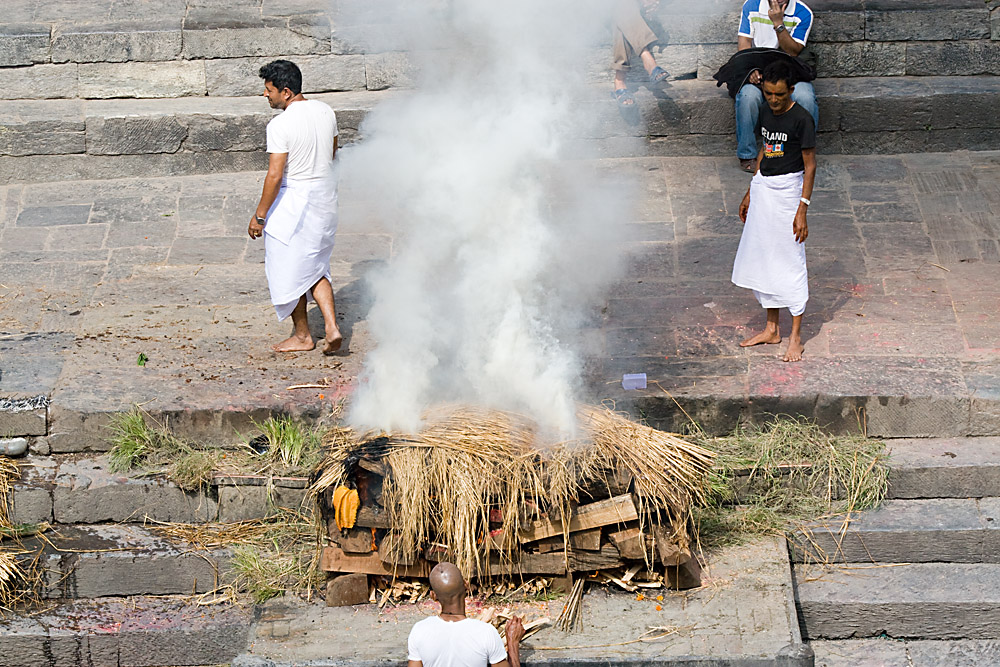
[0,0,998,100]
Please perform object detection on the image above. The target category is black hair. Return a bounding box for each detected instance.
[259,60,302,95]
[762,61,793,88]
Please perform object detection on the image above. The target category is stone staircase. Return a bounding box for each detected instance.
[2,0,1000,665]
[1,448,309,666]
[791,437,1000,661]
[2,0,1000,183]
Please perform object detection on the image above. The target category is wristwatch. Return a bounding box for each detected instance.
[254,215,266,225]
[774,24,787,34]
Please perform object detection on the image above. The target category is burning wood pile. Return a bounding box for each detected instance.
[311,405,715,606]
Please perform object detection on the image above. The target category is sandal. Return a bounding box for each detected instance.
[612,87,635,107]
[648,66,669,85]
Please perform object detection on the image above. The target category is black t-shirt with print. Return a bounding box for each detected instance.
[757,102,816,177]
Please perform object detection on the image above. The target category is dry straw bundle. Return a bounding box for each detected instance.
[312,404,715,579]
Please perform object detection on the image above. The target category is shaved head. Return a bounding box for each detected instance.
[429,562,466,602]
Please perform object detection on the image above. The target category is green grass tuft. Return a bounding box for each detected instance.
[107,408,182,472]
[253,416,325,472]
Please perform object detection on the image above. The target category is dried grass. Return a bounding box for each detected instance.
[0,459,48,613]
[150,508,323,604]
[692,417,890,549]
[312,404,715,580]
[0,457,20,529]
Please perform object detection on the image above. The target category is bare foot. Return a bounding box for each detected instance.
[783,335,804,362]
[740,330,781,347]
[322,328,343,356]
[272,334,315,352]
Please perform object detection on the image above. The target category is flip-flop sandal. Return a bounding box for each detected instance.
[648,66,669,84]
[612,88,635,107]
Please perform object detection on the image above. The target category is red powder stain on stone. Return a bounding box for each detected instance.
[329,382,356,402]
[755,363,806,394]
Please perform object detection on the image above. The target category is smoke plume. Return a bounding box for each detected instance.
[344,0,635,436]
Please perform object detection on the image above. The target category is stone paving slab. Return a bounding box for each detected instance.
[1,152,999,440]
[0,595,252,667]
[236,537,810,666]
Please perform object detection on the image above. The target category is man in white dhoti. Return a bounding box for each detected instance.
[248,60,343,354]
[732,61,816,362]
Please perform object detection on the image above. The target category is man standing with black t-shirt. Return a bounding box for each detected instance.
[731,61,816,362]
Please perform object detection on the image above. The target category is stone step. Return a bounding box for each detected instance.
[0,595,251,667]
[794,562,1000,640]
[2,0,996,100]
[0,90,385,184]
[614,75,1000,160]
[789,498,1000,564]
[5,35,1000,102]
[20,523,230,599]
[4,76,1000,184]
[11,454,309,526]
[811,638,1000,667]
[888,438,1000,500]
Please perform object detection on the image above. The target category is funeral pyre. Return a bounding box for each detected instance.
[311,405,715,606]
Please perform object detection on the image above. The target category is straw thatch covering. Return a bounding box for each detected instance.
[312,405,715,580]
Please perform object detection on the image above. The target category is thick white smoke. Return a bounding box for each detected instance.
[344,0,635,436]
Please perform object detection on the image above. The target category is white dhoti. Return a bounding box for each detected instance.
[732,171,808,317]
[263,179,338,321]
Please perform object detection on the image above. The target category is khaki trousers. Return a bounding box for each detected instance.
[612,0,658,72]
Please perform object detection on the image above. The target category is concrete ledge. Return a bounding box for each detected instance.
[52,456,219,524]
[0,90,383,162]
[2,78,999,181]
[0,596,251,667]
[789,498,990,564]
[887,438,1000,499]
[11,454,310,525]
[795,562,1000,639]
[23,524,230,598]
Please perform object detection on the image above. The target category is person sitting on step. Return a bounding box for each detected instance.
[734,0,819,172]
[611,0,670,109]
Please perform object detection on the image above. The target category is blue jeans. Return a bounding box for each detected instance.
[735,82,819,159]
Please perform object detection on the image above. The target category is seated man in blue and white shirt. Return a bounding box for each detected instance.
[735,0,819,172]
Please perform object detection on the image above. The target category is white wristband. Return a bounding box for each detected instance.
[800,197,810,206]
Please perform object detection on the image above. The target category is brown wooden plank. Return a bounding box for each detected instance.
[609,527,649,560]
[519,494,638,544]
[339,527,376,554]
[537,528,602,553]
[354,505,391,529]
[652,526,692,566]
[481,545,623,576]
[321,546,431,577]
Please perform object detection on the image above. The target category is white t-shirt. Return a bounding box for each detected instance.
[265,99,338,185]
[407,616,507,667]
[738,0,814,48]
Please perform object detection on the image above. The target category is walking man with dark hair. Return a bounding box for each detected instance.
[732,61,816,363]
[407,563,525,667]
[249,59,343,354]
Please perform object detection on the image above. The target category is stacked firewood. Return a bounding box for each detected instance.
[319,463,702,606]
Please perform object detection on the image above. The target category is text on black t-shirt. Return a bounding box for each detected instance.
[757,102,816,177]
